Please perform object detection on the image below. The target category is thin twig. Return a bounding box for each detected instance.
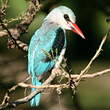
[0,0,8,18]
[75,35,107,82]
[17,68,110,89]
[0,68,110,109]
[0,0,41,51]
[0,6,109,109]
[0,19,28,51]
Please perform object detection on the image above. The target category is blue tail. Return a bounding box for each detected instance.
[31,77,42,106]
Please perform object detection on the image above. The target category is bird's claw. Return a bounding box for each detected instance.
[52,68,62,76]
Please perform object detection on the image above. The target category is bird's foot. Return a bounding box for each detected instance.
[52,68,62,76]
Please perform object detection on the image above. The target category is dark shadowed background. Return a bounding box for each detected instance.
[0,0,110,110]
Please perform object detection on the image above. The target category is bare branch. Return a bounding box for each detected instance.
[0,67,59,109]
[0,68,110,109]
[0,19,28,51]
[0,0,41,37]
[16,68,110,89]
[0,0,41,51]
[68,68,110,79]
[75,35,107,82]
[0,3,109,108]
[0,33,109,109]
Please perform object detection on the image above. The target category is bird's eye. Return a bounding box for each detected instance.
[64,14,70,21]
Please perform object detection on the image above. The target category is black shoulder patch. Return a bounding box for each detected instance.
[44,28,65,62]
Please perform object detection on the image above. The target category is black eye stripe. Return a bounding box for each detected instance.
[64,14,70,21]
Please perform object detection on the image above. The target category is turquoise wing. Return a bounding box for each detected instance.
[28,27,66,77]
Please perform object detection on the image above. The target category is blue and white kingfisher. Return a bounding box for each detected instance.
[28,6,85,106]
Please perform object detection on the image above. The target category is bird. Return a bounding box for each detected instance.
[28,6,85,106]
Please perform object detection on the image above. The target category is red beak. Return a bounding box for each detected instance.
[68,22,85,39]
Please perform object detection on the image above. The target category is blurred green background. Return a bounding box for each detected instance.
[0,0,110,110]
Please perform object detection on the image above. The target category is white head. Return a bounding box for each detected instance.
[44,6,85,39]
